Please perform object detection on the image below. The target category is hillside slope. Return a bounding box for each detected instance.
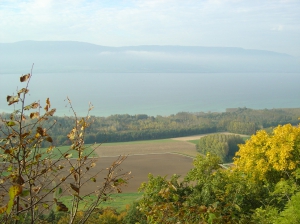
[1,41,299,73]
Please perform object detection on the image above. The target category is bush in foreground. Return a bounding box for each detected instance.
[0,70,130,224]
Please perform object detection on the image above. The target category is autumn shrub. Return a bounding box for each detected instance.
[138,123,300,223]
[0,70,130,224]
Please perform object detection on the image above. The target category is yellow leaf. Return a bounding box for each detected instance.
[64,153,72,159]
[17,88,29,97]
[6,121,16,127]
[44,98,51,112]
[46,108,56,116]
[46,98,50,105]
[47,146,54,153]
[24,102,39,110]
[0,205,8,214]
[7,185,22,214]
[67,128,76,140]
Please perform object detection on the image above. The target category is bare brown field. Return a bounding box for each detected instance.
[94,140,198,157]
[85,140,198,192]
[46,153,193,196]
[90,154,194,193]
[39,140,197,197]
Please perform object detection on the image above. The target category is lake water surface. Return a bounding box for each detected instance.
[1,73,300,117]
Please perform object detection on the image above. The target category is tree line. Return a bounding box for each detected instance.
[1,107,300,145]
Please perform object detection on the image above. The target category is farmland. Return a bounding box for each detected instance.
[54,137,199,211]
[92,138,199,192]
[43,133,246,211]
[62,132,246,193]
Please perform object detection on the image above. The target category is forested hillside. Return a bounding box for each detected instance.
[1,107,299,146]
[2,41,299,73]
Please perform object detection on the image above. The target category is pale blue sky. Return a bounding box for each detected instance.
[0,0,299,56]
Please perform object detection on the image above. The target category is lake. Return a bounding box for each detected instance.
[1,73,300,117]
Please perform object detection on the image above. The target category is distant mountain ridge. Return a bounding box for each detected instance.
[1,41,299,73]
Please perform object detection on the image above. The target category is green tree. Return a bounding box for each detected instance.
[197,134,244,162]
[138,122,300,223]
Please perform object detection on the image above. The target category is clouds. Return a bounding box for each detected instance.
[0,0,299,56]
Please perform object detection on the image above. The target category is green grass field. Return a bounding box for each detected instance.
[242,136,250,141]
[60,192,143,212]
[39,144,98,160]
[187,139,199,145]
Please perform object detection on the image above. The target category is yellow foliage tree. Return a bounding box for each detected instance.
[234,123,300,181]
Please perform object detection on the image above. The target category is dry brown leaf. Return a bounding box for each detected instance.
[20,74,30,82]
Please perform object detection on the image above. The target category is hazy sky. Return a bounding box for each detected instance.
[0,0,300,56]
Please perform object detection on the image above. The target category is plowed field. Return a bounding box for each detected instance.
[93,153,194,193]
[92,140,197,192]
[94,140,197,157]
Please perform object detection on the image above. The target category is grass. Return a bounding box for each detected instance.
[187,139,199,145]
[0,144,98,164]
[60,192,143,212]
[242,136,251,141]
[38,144,98,160]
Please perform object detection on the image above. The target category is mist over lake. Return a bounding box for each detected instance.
[1,42,299,117]
[1,73,300,117]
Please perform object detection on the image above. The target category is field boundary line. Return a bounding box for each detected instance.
[95,152,196,159]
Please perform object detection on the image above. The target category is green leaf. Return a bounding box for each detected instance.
[114,178,127,186]
[57,187,63,195]
[208,213,217,224]
[20,190,30,197]
[6,121,16,127]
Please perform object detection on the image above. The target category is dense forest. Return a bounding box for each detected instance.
[196,134,245,162]
[1,107,299,146]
